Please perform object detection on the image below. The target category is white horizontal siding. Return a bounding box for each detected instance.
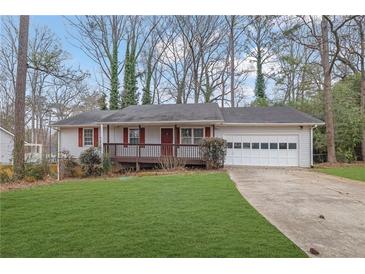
[60,126,178,157]
[59,125,313,167]
[60,127,88,157]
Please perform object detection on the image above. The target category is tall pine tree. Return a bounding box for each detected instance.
[109,42,120,109]
[121,40,138,108]
[142,53,152,105]
[254,51,268,106]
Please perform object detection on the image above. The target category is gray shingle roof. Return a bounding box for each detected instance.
[52,104,324,127]
[99,103,224,123]
[52,110,117,126]
[220,106,324,124]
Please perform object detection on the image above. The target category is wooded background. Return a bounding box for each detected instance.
[0,16,364,171]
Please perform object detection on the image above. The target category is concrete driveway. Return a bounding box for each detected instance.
[228,167,365,258]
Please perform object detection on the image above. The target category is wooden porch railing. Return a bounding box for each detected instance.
[103,143,204,164]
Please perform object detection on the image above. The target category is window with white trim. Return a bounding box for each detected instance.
[129,128,139,145]
[181,128,204,144]
[84,128,93,146]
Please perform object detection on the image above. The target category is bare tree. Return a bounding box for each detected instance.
[175,16,224,103]
[13,15,29,179]
[284,15,355,163]
[320,16,337,163]
[322,16,357,162]
[66,16,126,108]
[222,16,250,107]
[1,16,89,165]
[245,16,278,104]
[359,17,365,161]
[0,17,18,130]
[274,20,320,103]
[158,17,193,104]
[140,17,168,104]
[336,16,365,160]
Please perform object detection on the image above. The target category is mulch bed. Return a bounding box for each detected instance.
[0,168,222,192]
[0,177,58,192]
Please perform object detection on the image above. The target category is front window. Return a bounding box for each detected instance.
[193,128,203,144]
[84,128,93,146]
[129,128,139,144]
[181,128,192,144]
[181,128,204,144]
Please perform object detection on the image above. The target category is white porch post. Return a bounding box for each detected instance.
[57,128,61,181]
[100,124,104,156]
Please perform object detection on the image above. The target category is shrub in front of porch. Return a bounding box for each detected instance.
[79,148,103,176]
[102,153,112,174]
[200,137,227,169]
[159,157,186,170]
[60,150,80,179]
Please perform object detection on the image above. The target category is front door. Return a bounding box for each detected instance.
[161,128,173,156]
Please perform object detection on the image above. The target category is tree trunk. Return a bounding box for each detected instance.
[176,83,183,104]
[320,17,337,163]
[193,67,199,104]
[109,39,119,109]
[359,19,365,161]
[229,16,235,107]
[221,73,225,108]
[13,15,30,180]
[142,52,153,105]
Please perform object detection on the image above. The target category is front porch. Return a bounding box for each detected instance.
[100,124,215,166]
[103,143,205,165]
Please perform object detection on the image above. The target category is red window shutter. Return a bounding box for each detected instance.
[94,128,99,147]
[175,127,180,144]
[205,127,211,138]
[123,128,128,147]
[78,128,83,147]
[140,128,145,148]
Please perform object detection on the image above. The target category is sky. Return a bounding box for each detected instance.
[30,16,97,75]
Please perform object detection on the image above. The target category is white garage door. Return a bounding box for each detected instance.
[224,134,299,167]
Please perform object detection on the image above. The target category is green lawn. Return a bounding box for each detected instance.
[317,167,365,182]
[0,172,306,258]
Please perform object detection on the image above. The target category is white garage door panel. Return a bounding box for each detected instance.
[224,134,299,167]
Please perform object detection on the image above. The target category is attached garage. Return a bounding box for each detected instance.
[223,134,299,166]
[215,107,325,168]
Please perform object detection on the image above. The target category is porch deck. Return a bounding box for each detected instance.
[103,143,206,165]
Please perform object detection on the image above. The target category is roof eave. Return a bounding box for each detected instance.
[52,121,325,127]
[51,124,99,128]
[220,122,325,126]
[96,120,225,125]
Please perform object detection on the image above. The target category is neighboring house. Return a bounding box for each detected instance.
[0,127,15,164]
[52,103,324,167]
[0,126,42,164]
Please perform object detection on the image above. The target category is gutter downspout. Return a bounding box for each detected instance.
[310,125,317,167]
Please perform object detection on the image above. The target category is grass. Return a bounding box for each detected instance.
[317,167,365,182]
[0,172,306,258]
